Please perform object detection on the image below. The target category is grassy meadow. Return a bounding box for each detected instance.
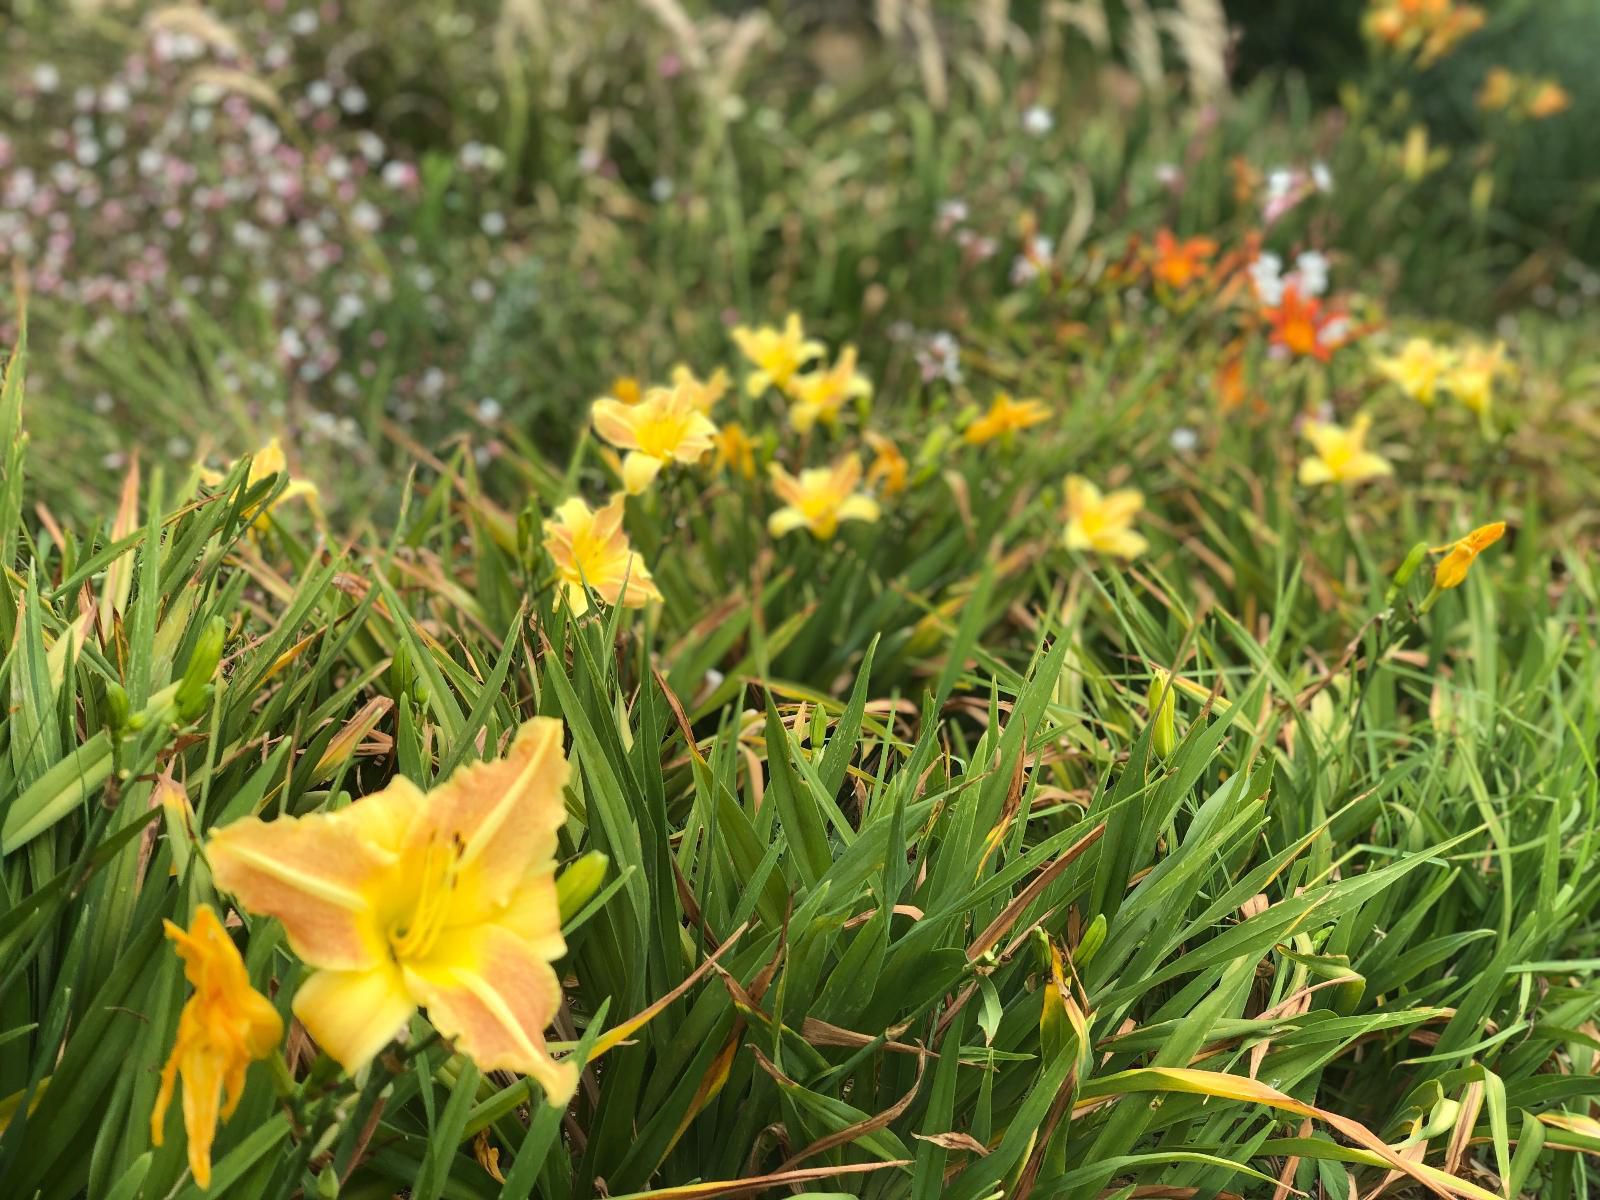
[1,2,1599,1197]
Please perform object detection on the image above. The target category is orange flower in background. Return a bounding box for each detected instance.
[1526,80,1571,120]
[1365,0,1484,66]
[604,376,643,406]
[1150,230,1218,290]
[1477,66,1516,111]
[864,431,908,495]
[1432,520,1506,589]
[1263,284,1349,362]
[1214,347,1250,413]
[963,392,1051,445]
[543,493,662,614]
[151,905,283,1190]
[712,421,757,480]
[592,384,719,494]
[208,719,579,1104]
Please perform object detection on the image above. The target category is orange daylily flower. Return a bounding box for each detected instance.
[207,720,578,1104]
[863,431,908,496]
[963,392,1051,445]
[1264,284,1350,362]
[1432,521,1506,590]
[1150,230,1218,290]
[151,905,283,1190]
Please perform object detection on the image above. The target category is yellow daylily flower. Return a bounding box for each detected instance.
[1373,338,1454,405]
[1442,341,1507,415]
[200,437,321,526]
[1432,520,1506,590]
[669,364,730,415]
[713,422,757,480]
[1063,476,1148,559]
[731,313,825,398]
[591,385,719,494]
[543,493,663,615]
[150,905,283,1191]
[605,376,643,406]
[786,346,872,433]
[768,454,881,539]
[963,392,1051,445]
[863,431,908,496]
[207,719,578,1103]
[1298,413,1393,487]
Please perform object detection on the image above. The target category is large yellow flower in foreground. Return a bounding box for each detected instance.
[1373,338,1454,405]
[207,720,578,1104]
[964,392,1051,445]
[1298,413,1393,487]
[1433,520,1506,589]
[592,385,719,494]
[1063,476,1148,559]
[787,346,872,433]
[732,313,825,397]
[200,437,321,526]
[543,494,662,614]
[768,454,881,539]
[151,905,283,1190]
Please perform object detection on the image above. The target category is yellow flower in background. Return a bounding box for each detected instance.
[1526,80,1571,119]
[732,313,825,397]
[864,431,908,496]
[1476,66,1516,111]
[787,345,872,433]
[150,905,283,1191]
[542,493,663,614]
[592,385,718,494]
[670,364,730,415]
[1432,520,1506,589]
[604,376,643,406]
[1063,476,1148,559]
[207,719,579,1104]
[768,454,881,539]
[1298,413,1393,487]
[1443,341,1506,414]
[200,437,321,526]
[1373,338,1454,405]
[713,422,757,480]
[963,392,1051,445]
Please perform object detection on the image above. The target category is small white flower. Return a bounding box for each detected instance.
[93,393,115,414]
[1154,162,1182,186]
[650,177,675,203]
[350,201,382,232]
[289,8,319,35]
[1266,168,1296,201]
[1294,250,1329,298]
[307,80,334,108]
[340,86,368,114]
[32,64,61,93]
[480,211,507,236]
[476,397,503,421]
[1170,427,1199,453]
[1311,161,1333,192]
[1249,253,1284,306]
[938,198,970,226]
[1317,317,1350,346]
[1022,104,1054,136]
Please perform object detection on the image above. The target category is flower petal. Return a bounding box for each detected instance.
[622,451,664,495]
[293,964,416,1074]
[421,718,570,916]
[768,506,807,538]
[836,494,881,525]
[404,923,577,1103]
[206,785,422,971]
[590,400,640,450]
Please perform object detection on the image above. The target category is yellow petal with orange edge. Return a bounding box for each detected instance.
[590,399,640,450]
[293,964,416,1073]
[402,923,577,1103]
[413,717,569,917]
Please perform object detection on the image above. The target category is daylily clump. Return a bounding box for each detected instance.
[1063,475,1148,560]
[151,905,283,1190]
[207,719,579,1103]
[732,313,825,398]
[592,383,719,494]
[1364,0,1485,66]
[543,493,663,614]
[787,345,872,433]
[964,392,1051,445]
[768,454,881,539]
[1299,413,1393,487]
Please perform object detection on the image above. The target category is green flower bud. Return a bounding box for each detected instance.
[557,851,610,924]
[175,616,226,720]
[1386,540,1430,603]
[1075,912,1107,967]
[1147,668,1177,760]
[104,679,130,731]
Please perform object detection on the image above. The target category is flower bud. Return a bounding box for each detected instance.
[1074,912,1107,967]
[175,617,225,721]
[104,679,130,731]
[1385,540,1430,602]
[557,851,609,924]
[1146,668,1177,759]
